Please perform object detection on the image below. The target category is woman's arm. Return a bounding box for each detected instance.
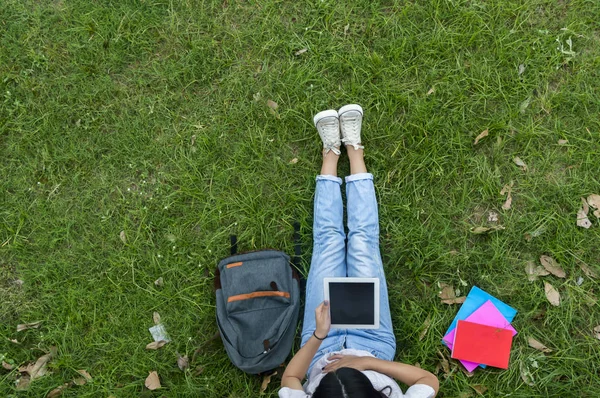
[281,301,331,390]
[323,355,439,395]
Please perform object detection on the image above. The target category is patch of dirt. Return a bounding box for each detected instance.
[0,262,29,322]
[468,205,502,226]
[543,161,573,186]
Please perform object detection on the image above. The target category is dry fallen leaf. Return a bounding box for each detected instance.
[586,194,600,219]
[473,129,489,145]
[436,350,451,377]
[2,361,13,370]
[267,100,278,110]
[153,312,161,325]
[527,337,552,353]
[439,283,455,300]
[266,100,280,119]
[73,377,87,386]
[145,371,161,390]
[518,64,526,75]
[294,48,307,56]
[26,353,52,380]
[471,384,488,395]
[289,158,298,164]
[513,156,528,171]
[146,340,167,350]
[442,296,466,305]
[525,261,550,282]
[154,277,164,287]
[46,382,72,397]
[76,369,92,382]
[470,225,505,234]
[579,262,597,279]
[558,139,568,145]
[119,230,127,244]
[582,196,589,215]
[20,363,33,373]
[500,182,513,196]
[544,282,560,306]
[501,182,513,210]
[177,354,189,372]
[16,374,31,390]
[577,197,592,229]
[586,194,600,209]
[581,198,590,216]
[439,284,466,304]
[426,86,435,96]
[539,255,566,278]
[260,370,277,394]
[577,209,592,229]
[594,325,600,340]
[520,361,535,386]
[17,321,42,332]
[419,315,432,341]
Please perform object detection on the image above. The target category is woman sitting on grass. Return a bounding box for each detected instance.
[279,105,439,398]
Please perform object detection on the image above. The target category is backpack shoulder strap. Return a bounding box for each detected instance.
[230,234,238,255]
[292,221,305,291]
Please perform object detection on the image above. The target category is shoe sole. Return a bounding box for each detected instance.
[338,104,363,117]
[313,109,338,127]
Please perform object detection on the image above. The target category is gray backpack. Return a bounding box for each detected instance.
[215,228,302,374]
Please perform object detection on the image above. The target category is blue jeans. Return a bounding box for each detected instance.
[301,173,396,374]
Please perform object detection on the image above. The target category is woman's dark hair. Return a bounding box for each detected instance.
[312,367,391,398]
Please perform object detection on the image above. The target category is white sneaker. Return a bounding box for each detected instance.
[313,110,341,155]
[338,104,364,150]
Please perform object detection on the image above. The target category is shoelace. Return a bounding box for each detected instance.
[318,119,341,154]
[341,113,364,149]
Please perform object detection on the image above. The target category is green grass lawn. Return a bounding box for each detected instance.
[2,0,600,396]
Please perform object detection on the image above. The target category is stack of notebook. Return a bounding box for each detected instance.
[442,286,518,370]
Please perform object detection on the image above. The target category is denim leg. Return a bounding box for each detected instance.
[301,175,347,371]
[344,173,396,360]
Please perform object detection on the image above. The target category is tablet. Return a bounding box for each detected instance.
[323,277,380,329]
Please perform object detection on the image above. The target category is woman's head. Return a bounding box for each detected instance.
[312,367,390,398]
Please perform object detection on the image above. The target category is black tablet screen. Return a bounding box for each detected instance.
[329,282,375,325]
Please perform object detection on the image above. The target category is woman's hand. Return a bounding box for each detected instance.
[322,354,370,373]
[314,300,330,339]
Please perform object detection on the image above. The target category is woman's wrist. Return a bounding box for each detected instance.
[313,330,327,340]
[363,356,383,371]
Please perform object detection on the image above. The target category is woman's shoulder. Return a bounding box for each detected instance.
[362,369,403,396]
